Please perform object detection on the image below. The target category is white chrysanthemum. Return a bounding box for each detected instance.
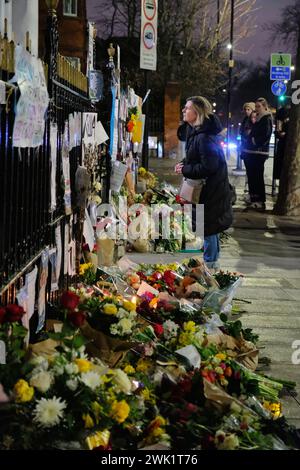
[30,371,53,393]
[33,397,67,428]
[65,363,79,375]
[112,369,132,394]
[66,378,78,391]
[116,308,128,319]
[80,371,102,390]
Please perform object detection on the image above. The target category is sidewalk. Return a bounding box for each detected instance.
[129,153,300,426]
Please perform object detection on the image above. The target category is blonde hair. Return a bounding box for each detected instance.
[256,97,269,111]
[187,96,213,126]
[243,102,255,112]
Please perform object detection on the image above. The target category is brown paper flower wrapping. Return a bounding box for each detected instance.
[206,332,259,371]
[80,321,138,368]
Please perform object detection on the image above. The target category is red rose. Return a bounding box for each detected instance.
[151,272,162,281]
[163,270,177,286]
[186,402,198,413]
[67,311,86,328]
[5,304,25,322]
[61,291,80,311]
[153,323,164,336]
[136,271,147,281]
[0,307,6,324]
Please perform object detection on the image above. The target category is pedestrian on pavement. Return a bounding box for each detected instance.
[240,102,256,158]
[175,96,233,270]
[243,97,273,211]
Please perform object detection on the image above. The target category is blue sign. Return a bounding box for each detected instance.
[271,80,287,96]
[270,66,291,81]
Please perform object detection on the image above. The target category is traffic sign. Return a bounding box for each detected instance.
[270,53,292,80]
[271,80,287,97]
[140,0,158,71]
[143,0,156,20]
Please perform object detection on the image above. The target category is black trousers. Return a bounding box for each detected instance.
[243,154,268,203]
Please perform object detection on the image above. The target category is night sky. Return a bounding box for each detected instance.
[86,0,294,63]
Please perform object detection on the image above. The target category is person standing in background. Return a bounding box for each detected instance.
[243,98,273,211]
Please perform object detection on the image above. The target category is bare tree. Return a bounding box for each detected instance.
[91,0,257,99]
[272,1,300,216]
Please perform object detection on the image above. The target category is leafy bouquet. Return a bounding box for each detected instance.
[0,328,158,450]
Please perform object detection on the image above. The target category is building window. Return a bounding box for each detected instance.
[63,0,78,17]
[66,56,81,70]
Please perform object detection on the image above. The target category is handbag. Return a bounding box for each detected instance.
[179,178,206,204]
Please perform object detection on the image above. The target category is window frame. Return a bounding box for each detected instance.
[63,0,78,17]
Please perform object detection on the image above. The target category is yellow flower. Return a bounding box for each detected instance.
[82,413,94,429]
[86,430,110,450]
[79,263,93,276]
[111,400,130,423]
[141,388,154,403]
[103,304,118,315]
[183,321,196,333]
[215,353,227,361]
[263,400,282,419]
[153,416,166,427]
[139,167,147,176]
[152,427,164,438]
[123,300,136,312]
[123,365,135,375]
[136,359,152,373]
[75,358,93,373]
[91,401,102,422]
[178,331,191,347]
[13,379,34,403]
[149,297,159,309]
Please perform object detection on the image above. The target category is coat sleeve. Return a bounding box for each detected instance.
[252,117,273,147]
[182,141,220,179]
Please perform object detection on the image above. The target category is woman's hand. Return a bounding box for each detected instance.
[175,163,184,174]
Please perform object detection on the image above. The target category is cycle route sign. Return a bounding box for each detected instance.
[270,53,292,80]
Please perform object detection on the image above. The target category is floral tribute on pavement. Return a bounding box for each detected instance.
[0,258,299,450]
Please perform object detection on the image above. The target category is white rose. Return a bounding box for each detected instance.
[112,369,132,394]
[30,371,53,393]
[30,356,49,371]
[66,379,78,391]
[65,363,79,375]
[118,318,133,334]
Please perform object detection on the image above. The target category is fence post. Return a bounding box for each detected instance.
[44,0,59,119]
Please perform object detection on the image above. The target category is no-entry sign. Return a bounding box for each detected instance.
[140,0,158,71]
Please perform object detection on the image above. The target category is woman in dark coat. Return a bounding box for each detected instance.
[243,97,273,211]
[175,96,233,270]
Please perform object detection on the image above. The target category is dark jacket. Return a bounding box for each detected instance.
[181,115,233,236]
[244,113,273,156]
[240,116,253,150]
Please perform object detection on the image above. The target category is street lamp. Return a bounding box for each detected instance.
[226,0,234,160]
